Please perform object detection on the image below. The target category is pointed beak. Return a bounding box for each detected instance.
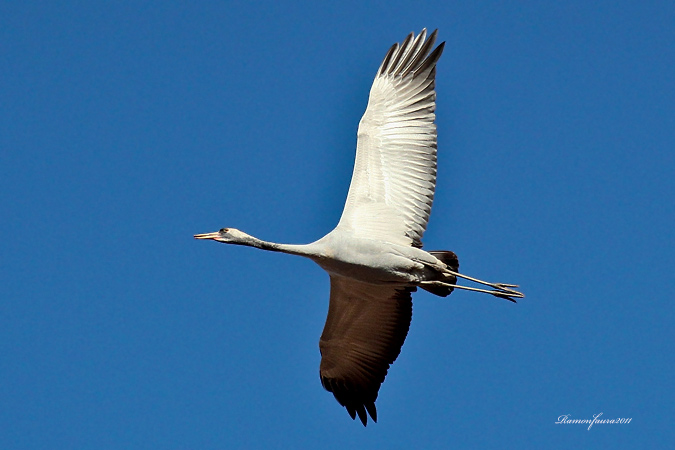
[194,232,221,240]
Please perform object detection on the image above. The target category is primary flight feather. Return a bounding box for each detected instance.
[195,29,523,426]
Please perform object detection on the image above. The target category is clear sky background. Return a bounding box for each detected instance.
[2,1,673,449]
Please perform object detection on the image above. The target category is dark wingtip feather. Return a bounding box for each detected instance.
[365,402,378,423]
[386,32,415,75]
[378,43,399,76]
[356,404,368,426]
[426,29,438,48]
[415,41,445,76]
[395,30,442,78]
[346,405,356,420]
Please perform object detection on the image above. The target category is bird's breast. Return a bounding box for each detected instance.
[312,241,424,285]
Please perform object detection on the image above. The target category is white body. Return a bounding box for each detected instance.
[306,232,443,285]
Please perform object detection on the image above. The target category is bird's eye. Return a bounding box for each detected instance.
[219,228,228,233]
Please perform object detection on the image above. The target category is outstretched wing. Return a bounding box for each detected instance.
[336,29,445,247]
[319,276,413,426]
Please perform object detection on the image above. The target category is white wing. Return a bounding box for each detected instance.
[336,29,445,247]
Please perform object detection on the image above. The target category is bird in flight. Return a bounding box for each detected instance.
[195,29,523,426]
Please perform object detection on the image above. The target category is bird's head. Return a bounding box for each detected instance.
[194,227,252,244]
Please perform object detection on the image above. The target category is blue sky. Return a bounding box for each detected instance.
[2,1,673,448]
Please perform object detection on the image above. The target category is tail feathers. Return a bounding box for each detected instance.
[421,251,460,297]
[428,250,459,271]
[421,283,454,297]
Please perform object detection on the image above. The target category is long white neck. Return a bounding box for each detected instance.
[231,233,320,259]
